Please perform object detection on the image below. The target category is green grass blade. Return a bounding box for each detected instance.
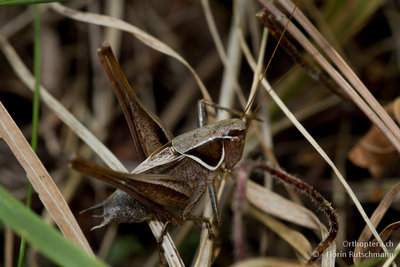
[0,185,108,267]
[30,4,41,154]
[17,4,41,266]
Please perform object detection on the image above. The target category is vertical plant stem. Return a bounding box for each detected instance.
[17,4,40,267]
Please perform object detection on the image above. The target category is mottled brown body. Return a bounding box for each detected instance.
[144,155,217,216]
[70,43,247,231]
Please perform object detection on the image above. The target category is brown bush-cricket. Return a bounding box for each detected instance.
[70,43,247,235]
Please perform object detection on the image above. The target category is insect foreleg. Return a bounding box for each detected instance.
[207,183,221,226]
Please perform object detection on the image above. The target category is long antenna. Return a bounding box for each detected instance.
[243,2,298,125]
[251,66,297,121]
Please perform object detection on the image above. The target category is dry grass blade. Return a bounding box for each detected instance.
[0,35,183,266]
[355,223,400,267]
[49,3,211,103]
[247,180,319,230]
[355,183,400,265]
[384,243,400,267]
[104,0,124,57]
[248,205,312,262]
[0,103,92,255]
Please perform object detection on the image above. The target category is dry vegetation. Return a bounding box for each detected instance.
[0,0,399,266]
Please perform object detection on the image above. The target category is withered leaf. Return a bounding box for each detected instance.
[348,97,400,178]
